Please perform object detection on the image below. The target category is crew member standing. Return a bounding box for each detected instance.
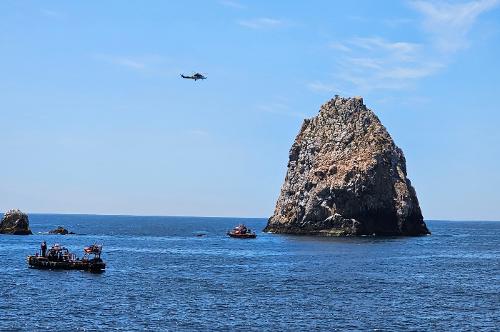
[41,241,47,257]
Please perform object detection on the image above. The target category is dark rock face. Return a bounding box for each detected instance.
[264,96,430,236]
[0,209,32,235]
[49,226,74,235]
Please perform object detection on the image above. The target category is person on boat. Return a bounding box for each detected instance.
[41,241,47,257]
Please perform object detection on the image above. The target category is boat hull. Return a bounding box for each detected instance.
[227,232,257,239]
[27,256,105,273]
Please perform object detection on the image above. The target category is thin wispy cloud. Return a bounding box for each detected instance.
[40,9,65,19]
[219,0,246,9]
[113,57,146,70]
[307,82,342,94]
[329,42,352,52]
[349,37,420,60]
[310,0,499,93]
[257,100,305,118]
[93,54,168,71]
[317,37,441,92]
[382,17,414,28]
[238,17,285,29]
[410,0,499,52]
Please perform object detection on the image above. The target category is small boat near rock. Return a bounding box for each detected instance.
[27,243,105,273]
[227,224,256,239]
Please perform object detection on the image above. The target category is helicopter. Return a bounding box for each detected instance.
[180,73,207,81]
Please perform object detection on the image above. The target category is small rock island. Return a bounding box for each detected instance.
[49,226,74,235]
[0,209,32,235]
[264,96,430,236]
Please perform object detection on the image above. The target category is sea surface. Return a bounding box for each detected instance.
[0,215,498,331]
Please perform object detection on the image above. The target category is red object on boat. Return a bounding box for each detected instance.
[84,244,101,254]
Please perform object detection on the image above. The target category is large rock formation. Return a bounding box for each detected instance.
[264,96,429,236]
[0,209,32,235]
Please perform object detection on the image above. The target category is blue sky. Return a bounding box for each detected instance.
[1,0,499,220]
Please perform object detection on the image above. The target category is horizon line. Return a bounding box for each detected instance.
[2,211,499,222]
[4,211,268,220]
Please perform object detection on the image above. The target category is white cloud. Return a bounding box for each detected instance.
[321,37,439,92]
[381,64,443,79]
[238,17,285,29]
[410,0,499,52]
[350,37,420,60]
[345,57,383,70]
[310,0,499,94]
[329,42,352,52]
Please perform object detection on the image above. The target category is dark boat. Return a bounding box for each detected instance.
[227,224,257,239]
[27,243,105,273]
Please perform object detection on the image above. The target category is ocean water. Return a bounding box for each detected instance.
[0,215,498,331]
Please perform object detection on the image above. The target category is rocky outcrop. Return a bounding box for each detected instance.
[49,226,74,235]
[0,209,32,235]
[264,96,430,236]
